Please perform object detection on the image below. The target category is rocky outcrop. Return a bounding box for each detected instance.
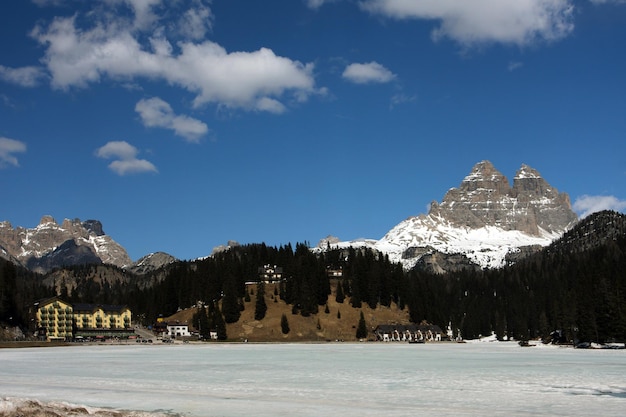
[129,251,177,275]
[211,240,241,256]
[0,216,132,273]
[413,251,483,274]
[317,235,341,249]
[429,161,577,235]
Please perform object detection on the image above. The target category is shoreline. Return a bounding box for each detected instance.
[2,334,624,350]
[0,397,180,417]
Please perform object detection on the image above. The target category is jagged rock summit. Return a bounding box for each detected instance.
[427,161,576,235]
[0,216,132,273]
[330,161,578,271]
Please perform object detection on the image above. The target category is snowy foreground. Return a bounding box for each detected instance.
[1,342,625,417]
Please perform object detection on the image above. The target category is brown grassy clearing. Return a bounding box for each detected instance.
[165,281,412,342]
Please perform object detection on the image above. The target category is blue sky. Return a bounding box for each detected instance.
[1,0,625,262]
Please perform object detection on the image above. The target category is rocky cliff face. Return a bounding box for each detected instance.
[328,161,578,271]
[0,216,132,273]
[379,161,578,270]
[429,161,576,235]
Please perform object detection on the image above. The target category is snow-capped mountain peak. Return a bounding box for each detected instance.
[326,161,578,271]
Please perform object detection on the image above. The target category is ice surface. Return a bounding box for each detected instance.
[1,343,624,417]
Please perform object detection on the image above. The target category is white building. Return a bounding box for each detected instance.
[165,322,191,339]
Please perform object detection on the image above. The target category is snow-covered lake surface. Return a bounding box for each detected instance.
[1,342,625,416]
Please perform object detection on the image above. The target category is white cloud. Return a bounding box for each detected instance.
[29,6,317,113]
[135,97,208,142]
[342,61,396,84]
[95,140,157,175]
[114,0,163,31]
[0,137,27,168]
[360,0,575,46]
[508,61,524,72]
[573,195,626,218]
[0,65,46,87]
[305,0,338,9]
[177,2,213,40]
[589,0,626,4]
[255,97,287,114]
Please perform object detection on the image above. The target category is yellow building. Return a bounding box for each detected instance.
[34,297,74,341]
[34,298,133,341]
[73,303,133,339]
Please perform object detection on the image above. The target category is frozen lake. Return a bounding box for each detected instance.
[1,342,625,416]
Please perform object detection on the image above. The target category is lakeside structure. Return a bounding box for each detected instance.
[33,297,133,341]
[374,324,444,342]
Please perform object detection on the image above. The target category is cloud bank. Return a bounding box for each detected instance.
[135,97,208,142]
[0,137,27,168]
[573,195,626,218]
[27,1,317,113]
[342,62,396,84]
[96,141,157,175]
[360,0,575,46]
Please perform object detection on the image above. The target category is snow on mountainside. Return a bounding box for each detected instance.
[0,216,132,273]
[324,161,578,271]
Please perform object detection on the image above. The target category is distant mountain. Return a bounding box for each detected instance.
[128,252,178,275]
[324,161,578,271]
[0,216,182,275]
[0,216,132,273]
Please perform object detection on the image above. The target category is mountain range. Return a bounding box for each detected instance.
[0,216,175,274]
[1,160,579,274]
[320,160,578,272]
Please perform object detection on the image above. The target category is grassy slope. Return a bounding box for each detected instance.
[165,282,412,342]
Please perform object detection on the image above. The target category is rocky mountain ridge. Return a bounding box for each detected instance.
[0,216,175,274]
[325,161,578,271]
[1,161,580,275]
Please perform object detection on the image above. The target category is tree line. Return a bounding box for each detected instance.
[1,211,625,343]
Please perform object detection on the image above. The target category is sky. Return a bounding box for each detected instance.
[1,0,625,262]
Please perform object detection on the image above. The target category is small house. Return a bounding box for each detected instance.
[165,321,191,339]
[258,265,283,283]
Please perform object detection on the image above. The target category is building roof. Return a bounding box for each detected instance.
[375,324,443,333]
[166,321,189,327]
[72,303,130,314]
[33,296,70,307]
[34,298,129,314]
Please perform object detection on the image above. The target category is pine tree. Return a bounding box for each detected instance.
[196,305,210,340]
[221,276,241,323]
[356,311,368,340]
[0,261,14,321]
[215,304,227,341]
[254,282,267,320]
[280,313,290,334]
[335,280,345,303]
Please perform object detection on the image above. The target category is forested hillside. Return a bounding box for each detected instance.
[1,211,625,343]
